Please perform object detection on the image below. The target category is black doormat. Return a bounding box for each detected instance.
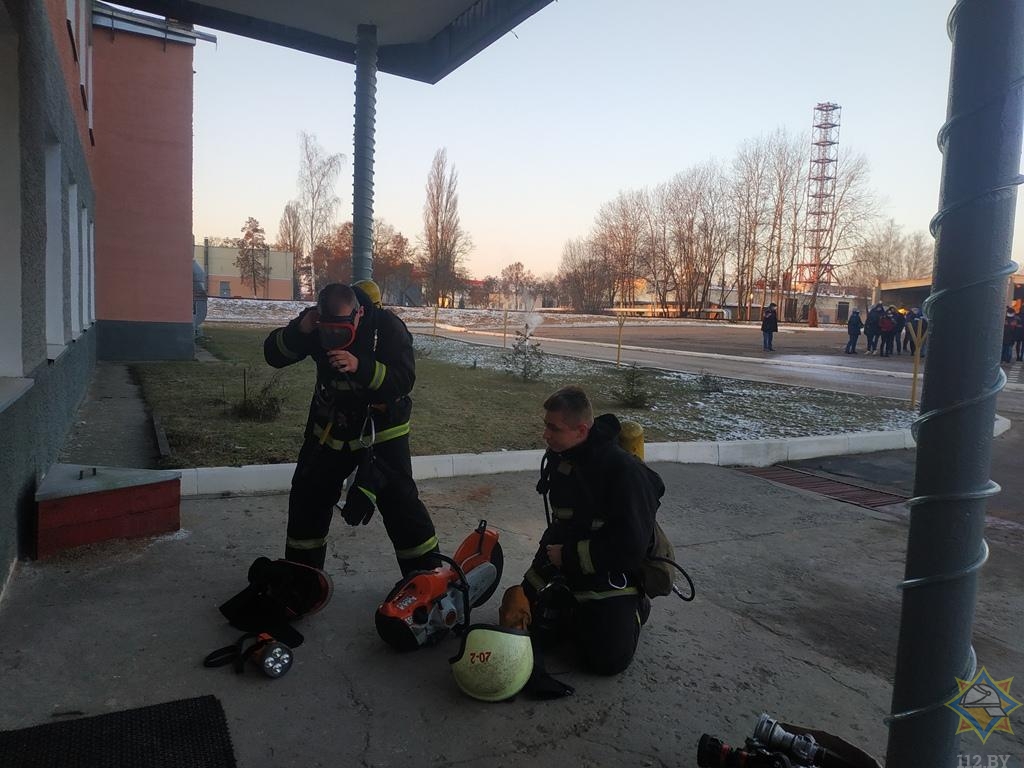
[0,695,237,768]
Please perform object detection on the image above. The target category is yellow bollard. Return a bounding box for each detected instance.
[616,314,627,367]
[618,420,645,461]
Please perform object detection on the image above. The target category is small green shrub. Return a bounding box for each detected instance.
[611,363,650,408]
[502,325,545,381]
[231,366,284,421]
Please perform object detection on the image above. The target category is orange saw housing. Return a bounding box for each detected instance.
[375,520,503,651]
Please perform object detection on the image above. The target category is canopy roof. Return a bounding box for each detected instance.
[115,0,554,83]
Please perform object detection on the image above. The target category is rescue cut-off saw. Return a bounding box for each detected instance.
[375,520,503,651]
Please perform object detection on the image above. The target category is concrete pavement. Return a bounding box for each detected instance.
[2,463,1021,767]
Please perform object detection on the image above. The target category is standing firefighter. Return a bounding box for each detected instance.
[263,282,441,576]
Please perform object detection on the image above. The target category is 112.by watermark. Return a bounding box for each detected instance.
[947,666,1021,768]
[957,755,1012,768]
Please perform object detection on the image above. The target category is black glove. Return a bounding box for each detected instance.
[524,669,575,700]
[523,642,574,700]
[341,482,376,525]
[339,452,387,526]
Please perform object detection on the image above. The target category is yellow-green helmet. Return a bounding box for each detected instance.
[449,624,533,702]
[353,278,382,307]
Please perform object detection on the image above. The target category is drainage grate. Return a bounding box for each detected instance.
[737,466,909,509]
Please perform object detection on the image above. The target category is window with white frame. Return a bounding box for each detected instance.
[78,205,88,332]
[87,44,94,144]
[68,183,81,338]
[77,1,86,106]
[45,144,66,356]
[88,220,95,323]
[65,0,78,60]
[0,8,24,378]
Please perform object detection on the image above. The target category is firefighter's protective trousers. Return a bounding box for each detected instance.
[285,433,438,575]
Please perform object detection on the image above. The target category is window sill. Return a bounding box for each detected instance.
[47,343,70,363]
[0,378,34,415]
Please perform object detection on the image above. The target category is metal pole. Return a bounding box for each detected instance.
[885,2,1023,766]
[351,24,377,282]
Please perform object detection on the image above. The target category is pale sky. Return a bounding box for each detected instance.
[191,0,1023,280]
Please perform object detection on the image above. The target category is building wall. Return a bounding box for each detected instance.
[1,0,98,590]
[92,23,194,360]
[195,243,295,300]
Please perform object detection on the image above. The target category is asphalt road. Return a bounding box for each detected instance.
[426,322,1024,411]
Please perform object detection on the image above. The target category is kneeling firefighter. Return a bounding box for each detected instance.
[263,281,441,577]
[452,388,666,703]
[511,387,664,692]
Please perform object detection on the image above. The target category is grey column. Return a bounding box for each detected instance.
[885,1,1023,766]
[351,23,377,282]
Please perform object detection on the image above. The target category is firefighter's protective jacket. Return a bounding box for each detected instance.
[263,288,416,449]
[525,414,663,595]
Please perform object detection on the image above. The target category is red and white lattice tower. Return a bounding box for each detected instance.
[797,103,841,289]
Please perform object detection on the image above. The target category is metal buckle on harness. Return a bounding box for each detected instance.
[607,572,628,590]
[359,409,376,448]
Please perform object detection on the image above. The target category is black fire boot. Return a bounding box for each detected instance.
[285,543,327,570]
[398,544,443,577]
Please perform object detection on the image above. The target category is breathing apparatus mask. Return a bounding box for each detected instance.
[316,288,363,350]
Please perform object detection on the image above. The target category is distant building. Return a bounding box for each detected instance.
[881,274,1024,312]
[613,283,867,324]
[195,240,294,300]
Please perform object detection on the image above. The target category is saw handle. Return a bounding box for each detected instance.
[434,553,472,633]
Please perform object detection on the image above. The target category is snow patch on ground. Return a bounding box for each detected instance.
[414,336,917,441]
[203,297,841,332]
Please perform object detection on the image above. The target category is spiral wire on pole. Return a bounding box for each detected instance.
[884,0,1022,731]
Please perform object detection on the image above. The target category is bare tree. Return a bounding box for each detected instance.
[296,132,344,294]
[276,200,306,299]
[903,231,933,279]
[372,218,416,305]
[844,220,933,300]
[691,162,732,313]
[558,237,614,312]
[235,217,271,298]
[419,148,472,306]
[500,261,535,310]
[594,191,645,306]
[317,221,353,286]
[635,185,673,314]
[730,137,771,320]
[466,275,498,309]
[763,129,807,315]
[534,272,561,309]
[805,152,876,323]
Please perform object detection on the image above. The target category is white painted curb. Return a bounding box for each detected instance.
[177,415,1011,497]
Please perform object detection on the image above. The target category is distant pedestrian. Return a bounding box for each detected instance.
[865,302,884,354]
[894,308,907,355]
[879,307,897,357]
[905,308,927,357]
[845,309,863,354]
[761,303,779,352]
